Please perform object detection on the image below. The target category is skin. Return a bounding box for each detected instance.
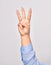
[16,7,32,46]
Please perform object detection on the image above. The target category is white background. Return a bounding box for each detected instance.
[0,0,51,65]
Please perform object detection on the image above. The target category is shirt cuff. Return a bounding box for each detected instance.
[20,43,33,54]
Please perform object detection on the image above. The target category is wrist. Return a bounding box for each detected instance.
[21,34,30,39]
[21,34,31,46]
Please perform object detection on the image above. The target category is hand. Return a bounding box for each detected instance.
[16,7,32,37]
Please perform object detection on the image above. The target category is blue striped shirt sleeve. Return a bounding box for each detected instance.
[20,43,50,65]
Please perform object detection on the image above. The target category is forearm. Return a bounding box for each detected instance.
[20,35,42,65]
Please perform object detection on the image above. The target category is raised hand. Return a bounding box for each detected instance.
[16,7,32,37]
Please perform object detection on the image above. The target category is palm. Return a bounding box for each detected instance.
[16,7,32,36]
[20,19,30,35]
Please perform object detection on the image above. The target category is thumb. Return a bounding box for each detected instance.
[18,23,23,33]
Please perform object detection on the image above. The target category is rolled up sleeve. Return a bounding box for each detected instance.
[20,43,43,65]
